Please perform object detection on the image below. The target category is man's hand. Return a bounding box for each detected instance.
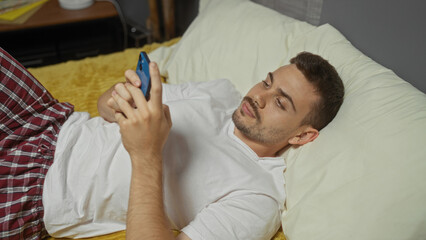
[111,62,175,240]
[97,70,143,122]
[107,70,142,114]
[111,62,172,161]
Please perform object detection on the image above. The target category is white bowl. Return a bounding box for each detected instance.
[59,0,94,10]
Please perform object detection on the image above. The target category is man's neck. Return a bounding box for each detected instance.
[233,127,286,158]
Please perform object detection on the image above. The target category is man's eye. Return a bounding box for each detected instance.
[276,98,285,110]
[262,80,270,88]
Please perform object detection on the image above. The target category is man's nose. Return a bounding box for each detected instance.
[253,93,266,109]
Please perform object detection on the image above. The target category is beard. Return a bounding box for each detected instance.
[232,97,285,145]
[232,109,266,144]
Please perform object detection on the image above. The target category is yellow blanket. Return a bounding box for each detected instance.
[29,39,285,240]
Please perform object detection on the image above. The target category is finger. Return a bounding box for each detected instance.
[107,96,120,111]
[149,62,163,109]
[125,82,148,111]
[125,69,141,87]
[115,111,126,124]
[112,90,135,119]
[114,84,132,105]
[109,94,136,110]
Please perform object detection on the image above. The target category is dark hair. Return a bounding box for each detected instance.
[290,52,344,131]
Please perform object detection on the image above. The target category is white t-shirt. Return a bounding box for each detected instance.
[43,79,286,239]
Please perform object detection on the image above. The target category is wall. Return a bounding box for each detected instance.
[175,0,199,35]
[116,0,198,37]
[116,0,149,27]
[320,0,426,93]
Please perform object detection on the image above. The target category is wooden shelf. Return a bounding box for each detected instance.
[0,0,118,32]
[0,0,123,67]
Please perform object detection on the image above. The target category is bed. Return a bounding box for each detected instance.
[27,0,426,239]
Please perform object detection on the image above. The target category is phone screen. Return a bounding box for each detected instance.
[136,51,151,99]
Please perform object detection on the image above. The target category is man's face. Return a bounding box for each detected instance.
[232,64,319,147]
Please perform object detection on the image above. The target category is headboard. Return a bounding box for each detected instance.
[252,0,426,93]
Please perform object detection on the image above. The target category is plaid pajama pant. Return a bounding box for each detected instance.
[0,48,74,239]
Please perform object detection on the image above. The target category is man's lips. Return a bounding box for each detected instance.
[242,102,255,118]
[239,96,261,121]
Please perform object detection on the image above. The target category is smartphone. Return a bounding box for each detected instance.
[136,51,151,99]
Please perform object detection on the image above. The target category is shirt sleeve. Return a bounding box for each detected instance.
[181,194,281,240]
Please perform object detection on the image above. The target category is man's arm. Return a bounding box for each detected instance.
[126,154,190,240]
[126,153,174,240]
[111,63,191,240]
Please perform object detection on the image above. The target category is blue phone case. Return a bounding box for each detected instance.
[136,52,151,99]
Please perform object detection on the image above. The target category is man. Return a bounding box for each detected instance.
[98,52,344,240]
[0,48,344,239]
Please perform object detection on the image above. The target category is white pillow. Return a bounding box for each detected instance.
[282,24,426,240]
[164,0,314,95]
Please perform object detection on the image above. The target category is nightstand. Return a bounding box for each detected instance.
[0,0,124,67]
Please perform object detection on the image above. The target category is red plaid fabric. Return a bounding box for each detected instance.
[0,48,74,239]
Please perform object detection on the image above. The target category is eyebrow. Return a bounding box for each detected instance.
[268,72,297,112]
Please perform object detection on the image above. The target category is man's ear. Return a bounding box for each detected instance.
[288,126,319,146]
